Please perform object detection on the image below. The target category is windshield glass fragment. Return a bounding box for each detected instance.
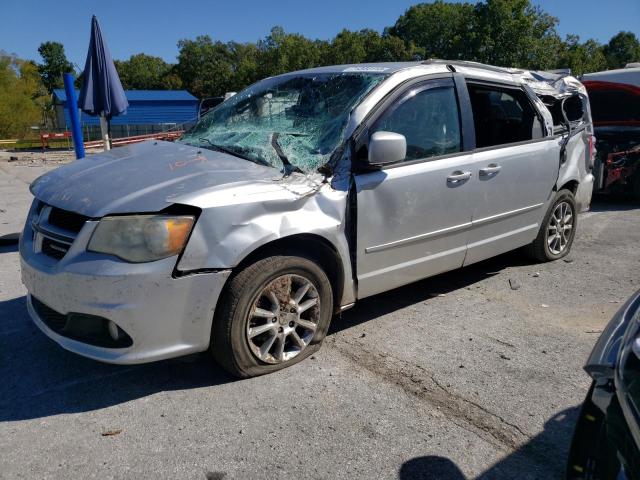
[180,72,388,173]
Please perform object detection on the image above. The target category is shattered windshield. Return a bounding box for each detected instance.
[180,72,388,173]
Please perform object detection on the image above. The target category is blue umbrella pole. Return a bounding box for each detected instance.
[63,73,85,159]
[99,115,111,151]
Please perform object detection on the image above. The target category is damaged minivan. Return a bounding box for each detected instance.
[21,61,595,377]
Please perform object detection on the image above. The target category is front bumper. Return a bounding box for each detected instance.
[567,381,640,480]
[20,217,230,364]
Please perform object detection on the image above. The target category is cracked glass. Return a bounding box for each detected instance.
[180,72,388,174]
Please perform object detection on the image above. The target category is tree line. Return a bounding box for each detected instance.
[1,0,639,138]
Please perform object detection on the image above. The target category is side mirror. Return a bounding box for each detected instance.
[368,131,406,166]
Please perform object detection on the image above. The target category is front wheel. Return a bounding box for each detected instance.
[211,255,333,378]
[525,189,578,262]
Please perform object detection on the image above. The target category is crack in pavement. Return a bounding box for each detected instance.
[328,336,530,452]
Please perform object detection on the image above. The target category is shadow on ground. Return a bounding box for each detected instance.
[1,248,533,423]
[0,243,18,254]
[0,233,20,252]
[331,249,535,335]
[0,295,233,422]
[590,195,640,212]
[399,406,580,479]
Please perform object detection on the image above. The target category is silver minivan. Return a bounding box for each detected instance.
[20,61,595,377]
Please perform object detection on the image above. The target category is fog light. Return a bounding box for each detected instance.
[107,320,120,341]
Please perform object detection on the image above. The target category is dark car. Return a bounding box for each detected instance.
[568,289,640,479]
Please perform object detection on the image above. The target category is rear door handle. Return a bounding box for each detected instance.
[447,171,472,184]
[479,164,502,177]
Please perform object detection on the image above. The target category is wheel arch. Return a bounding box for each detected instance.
[230,233,346,314]
[558,179,579,195]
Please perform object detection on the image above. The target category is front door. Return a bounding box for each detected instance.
[354,78,474,298]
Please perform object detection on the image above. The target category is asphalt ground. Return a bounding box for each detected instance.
[1,157,639,479]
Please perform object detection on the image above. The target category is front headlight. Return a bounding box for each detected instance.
[88,215,195,263]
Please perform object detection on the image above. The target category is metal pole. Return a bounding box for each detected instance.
[62,73,85,159]
[99,115,111,151]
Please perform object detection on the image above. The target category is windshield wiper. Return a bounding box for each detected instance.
[271,132,301,176]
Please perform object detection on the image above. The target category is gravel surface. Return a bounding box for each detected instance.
[0,153,75,239]
[0,159,639,479]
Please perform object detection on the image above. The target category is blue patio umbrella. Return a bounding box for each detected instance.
[78,15,128,150]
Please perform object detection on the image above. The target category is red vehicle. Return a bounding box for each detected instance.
[582,65,640,200]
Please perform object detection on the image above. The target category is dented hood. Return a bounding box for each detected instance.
[30,140,280,217]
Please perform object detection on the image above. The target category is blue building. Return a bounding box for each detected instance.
[52,89,199,140]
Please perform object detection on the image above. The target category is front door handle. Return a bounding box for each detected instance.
[479,164,502,177]
[447,171,472,184]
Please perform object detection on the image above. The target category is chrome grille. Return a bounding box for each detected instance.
[48,207,89,234]
[31,203,88,261]
[41,237,69,260]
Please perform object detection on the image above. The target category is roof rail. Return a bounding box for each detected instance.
[544,68,572,75]
[422,58,522,75]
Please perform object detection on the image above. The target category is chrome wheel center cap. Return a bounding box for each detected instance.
[280,312,296,325]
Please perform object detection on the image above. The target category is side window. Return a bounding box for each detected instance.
[467,84,543,148]
[372,84,461,162]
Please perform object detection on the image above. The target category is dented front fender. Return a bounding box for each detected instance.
[174,174,356,306]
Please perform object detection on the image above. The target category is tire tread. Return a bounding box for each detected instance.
[211,255,332,378]
[525,189,577,262]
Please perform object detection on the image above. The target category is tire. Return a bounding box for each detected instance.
[632,173,640,203]
[525,189,578,262]
[211,255,333,378]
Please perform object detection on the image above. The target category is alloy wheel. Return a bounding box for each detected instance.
[547,200,573,255]
[246,274,320,364]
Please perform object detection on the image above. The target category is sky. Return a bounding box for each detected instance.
[1,0,639,68]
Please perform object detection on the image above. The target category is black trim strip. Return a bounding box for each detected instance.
[453,73,475,151]
[31,222,75,244]
[462,76,523,89]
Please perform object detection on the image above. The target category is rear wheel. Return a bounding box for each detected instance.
[525,189,577,262]
[211,255,333,378]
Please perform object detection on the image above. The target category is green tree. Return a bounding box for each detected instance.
[388,1,476,60]
[324,29,420,64]
[225,42,260,91]
[176,35,238,97]
[160,69,183,90]
[167,2,640,99]
[471,0,560,68]
[115,53,177,90]
[37,41,74,93]
[556,35,607,75]
[390,0,562,69]
[603,31,640,69]
[256,27,326,78]
[0,54,45,138]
